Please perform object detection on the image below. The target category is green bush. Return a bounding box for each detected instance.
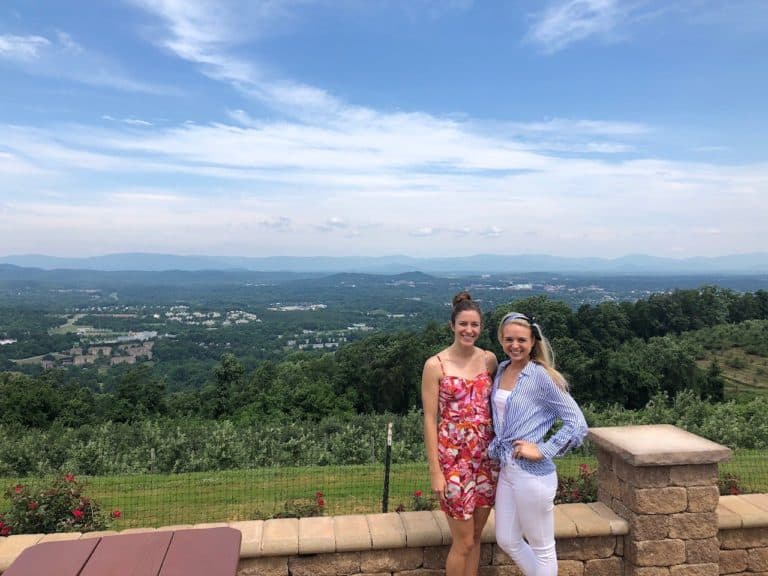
[269,491,325,518]
[409,489,438,511]
[555,463,598,504]
[0,396,767,477]
[394,489,438,512]
[2,474,119,534]
[0,512,10,536]
[719,472,747,496]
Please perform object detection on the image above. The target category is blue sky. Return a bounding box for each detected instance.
[1,0,766,259]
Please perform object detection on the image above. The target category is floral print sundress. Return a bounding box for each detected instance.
[436,354,498,520]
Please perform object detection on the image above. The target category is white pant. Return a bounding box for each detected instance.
[495,462,558,576]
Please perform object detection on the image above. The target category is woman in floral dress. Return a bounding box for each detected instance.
[422,291,498,576]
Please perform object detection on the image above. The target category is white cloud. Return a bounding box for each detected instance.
[103,115,154,127]
[512,118,650,136]
[1,1,766,258]
[0,31,169,94]
[3,115,767,258]
[0,34,50,60]
[226,109,258,127]
[259,216,292,230]
[108,190,185,203]
[55,31,83,53]
[526,0,630,53]
[127,0,352,119]
[524,1,750,54]
[411,227,438,237]
[481,226,503,238]
[316,217,348,232]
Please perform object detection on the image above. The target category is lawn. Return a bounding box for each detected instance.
[1,452,764,529]
[695,347,768,400]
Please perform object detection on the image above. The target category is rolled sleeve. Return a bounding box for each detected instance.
[537,382,588,460]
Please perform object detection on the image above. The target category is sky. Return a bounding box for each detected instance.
[1,0,766,259]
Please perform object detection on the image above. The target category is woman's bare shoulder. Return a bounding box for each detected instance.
[424,351,446,370]
[480,348,498,367]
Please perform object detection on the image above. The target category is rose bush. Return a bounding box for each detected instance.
[2,474,119,534]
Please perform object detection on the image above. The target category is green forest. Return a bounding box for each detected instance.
[1,286,767,477]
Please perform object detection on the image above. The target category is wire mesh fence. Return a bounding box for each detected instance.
[2,446,765,530]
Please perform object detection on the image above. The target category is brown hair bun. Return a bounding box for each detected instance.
[450,290,482,324]
[452,290,472,308]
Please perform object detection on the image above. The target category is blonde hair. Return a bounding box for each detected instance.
[497,312,568,391]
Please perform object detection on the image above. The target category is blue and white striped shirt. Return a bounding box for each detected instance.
[488,360,588,476]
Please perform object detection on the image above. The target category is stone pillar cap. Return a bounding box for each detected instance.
[588,424,732,466]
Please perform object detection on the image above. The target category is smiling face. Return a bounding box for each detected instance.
[451,310,482,348]
[500,322,534,365]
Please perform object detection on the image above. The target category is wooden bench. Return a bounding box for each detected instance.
[3,527,242,576]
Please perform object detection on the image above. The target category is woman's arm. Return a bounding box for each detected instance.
[537,376,588,460]
[484,349,498,377]
[421,357,446,495]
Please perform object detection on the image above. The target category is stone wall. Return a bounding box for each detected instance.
[718,495,768,576]
[234,504,627,576]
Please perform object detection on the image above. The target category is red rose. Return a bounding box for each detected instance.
[27,501,39,511]
[72,509,84,519]
[414,490,423,498]
[111,509,122,519]
[14,485,24,494]
[64,473,76,483]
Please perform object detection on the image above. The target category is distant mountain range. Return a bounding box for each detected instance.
[1,252,767,274]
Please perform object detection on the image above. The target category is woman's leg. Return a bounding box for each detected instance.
[495,464,538,576]
[514,468,558,576]
[464,507,491,576]
[445,516,478,576]
[495,464,558,576]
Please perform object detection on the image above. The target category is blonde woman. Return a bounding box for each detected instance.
[489,312,587,576]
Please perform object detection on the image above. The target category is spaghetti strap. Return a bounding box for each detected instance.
[435,354,446,376]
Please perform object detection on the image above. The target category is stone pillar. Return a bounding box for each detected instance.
[588,425,731,576]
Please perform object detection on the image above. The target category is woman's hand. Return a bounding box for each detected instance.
[512,440,543,461]
[430,471,447,500]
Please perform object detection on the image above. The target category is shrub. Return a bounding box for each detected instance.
[410,490,437,511]
[555,463,598,504]
[718,472,747,496]
[270,491,326,518]
[395,489,437,512]
[2,474,118,534]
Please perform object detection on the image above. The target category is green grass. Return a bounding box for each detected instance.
[718,449,768,493]
[1,452,764,529]
[695,347,768,400]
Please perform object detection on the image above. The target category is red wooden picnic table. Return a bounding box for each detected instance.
[3,526,241,576]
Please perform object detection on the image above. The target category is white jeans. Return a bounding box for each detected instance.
[495,461,558,576]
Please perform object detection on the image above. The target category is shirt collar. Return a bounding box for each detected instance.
[501,359,534,376]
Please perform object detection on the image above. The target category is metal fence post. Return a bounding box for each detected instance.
[382,421,393,512]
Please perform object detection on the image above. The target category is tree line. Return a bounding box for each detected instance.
[1,286,767,432]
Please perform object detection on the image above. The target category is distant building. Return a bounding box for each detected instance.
[73,354,97,366]
[89,346,112,356]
